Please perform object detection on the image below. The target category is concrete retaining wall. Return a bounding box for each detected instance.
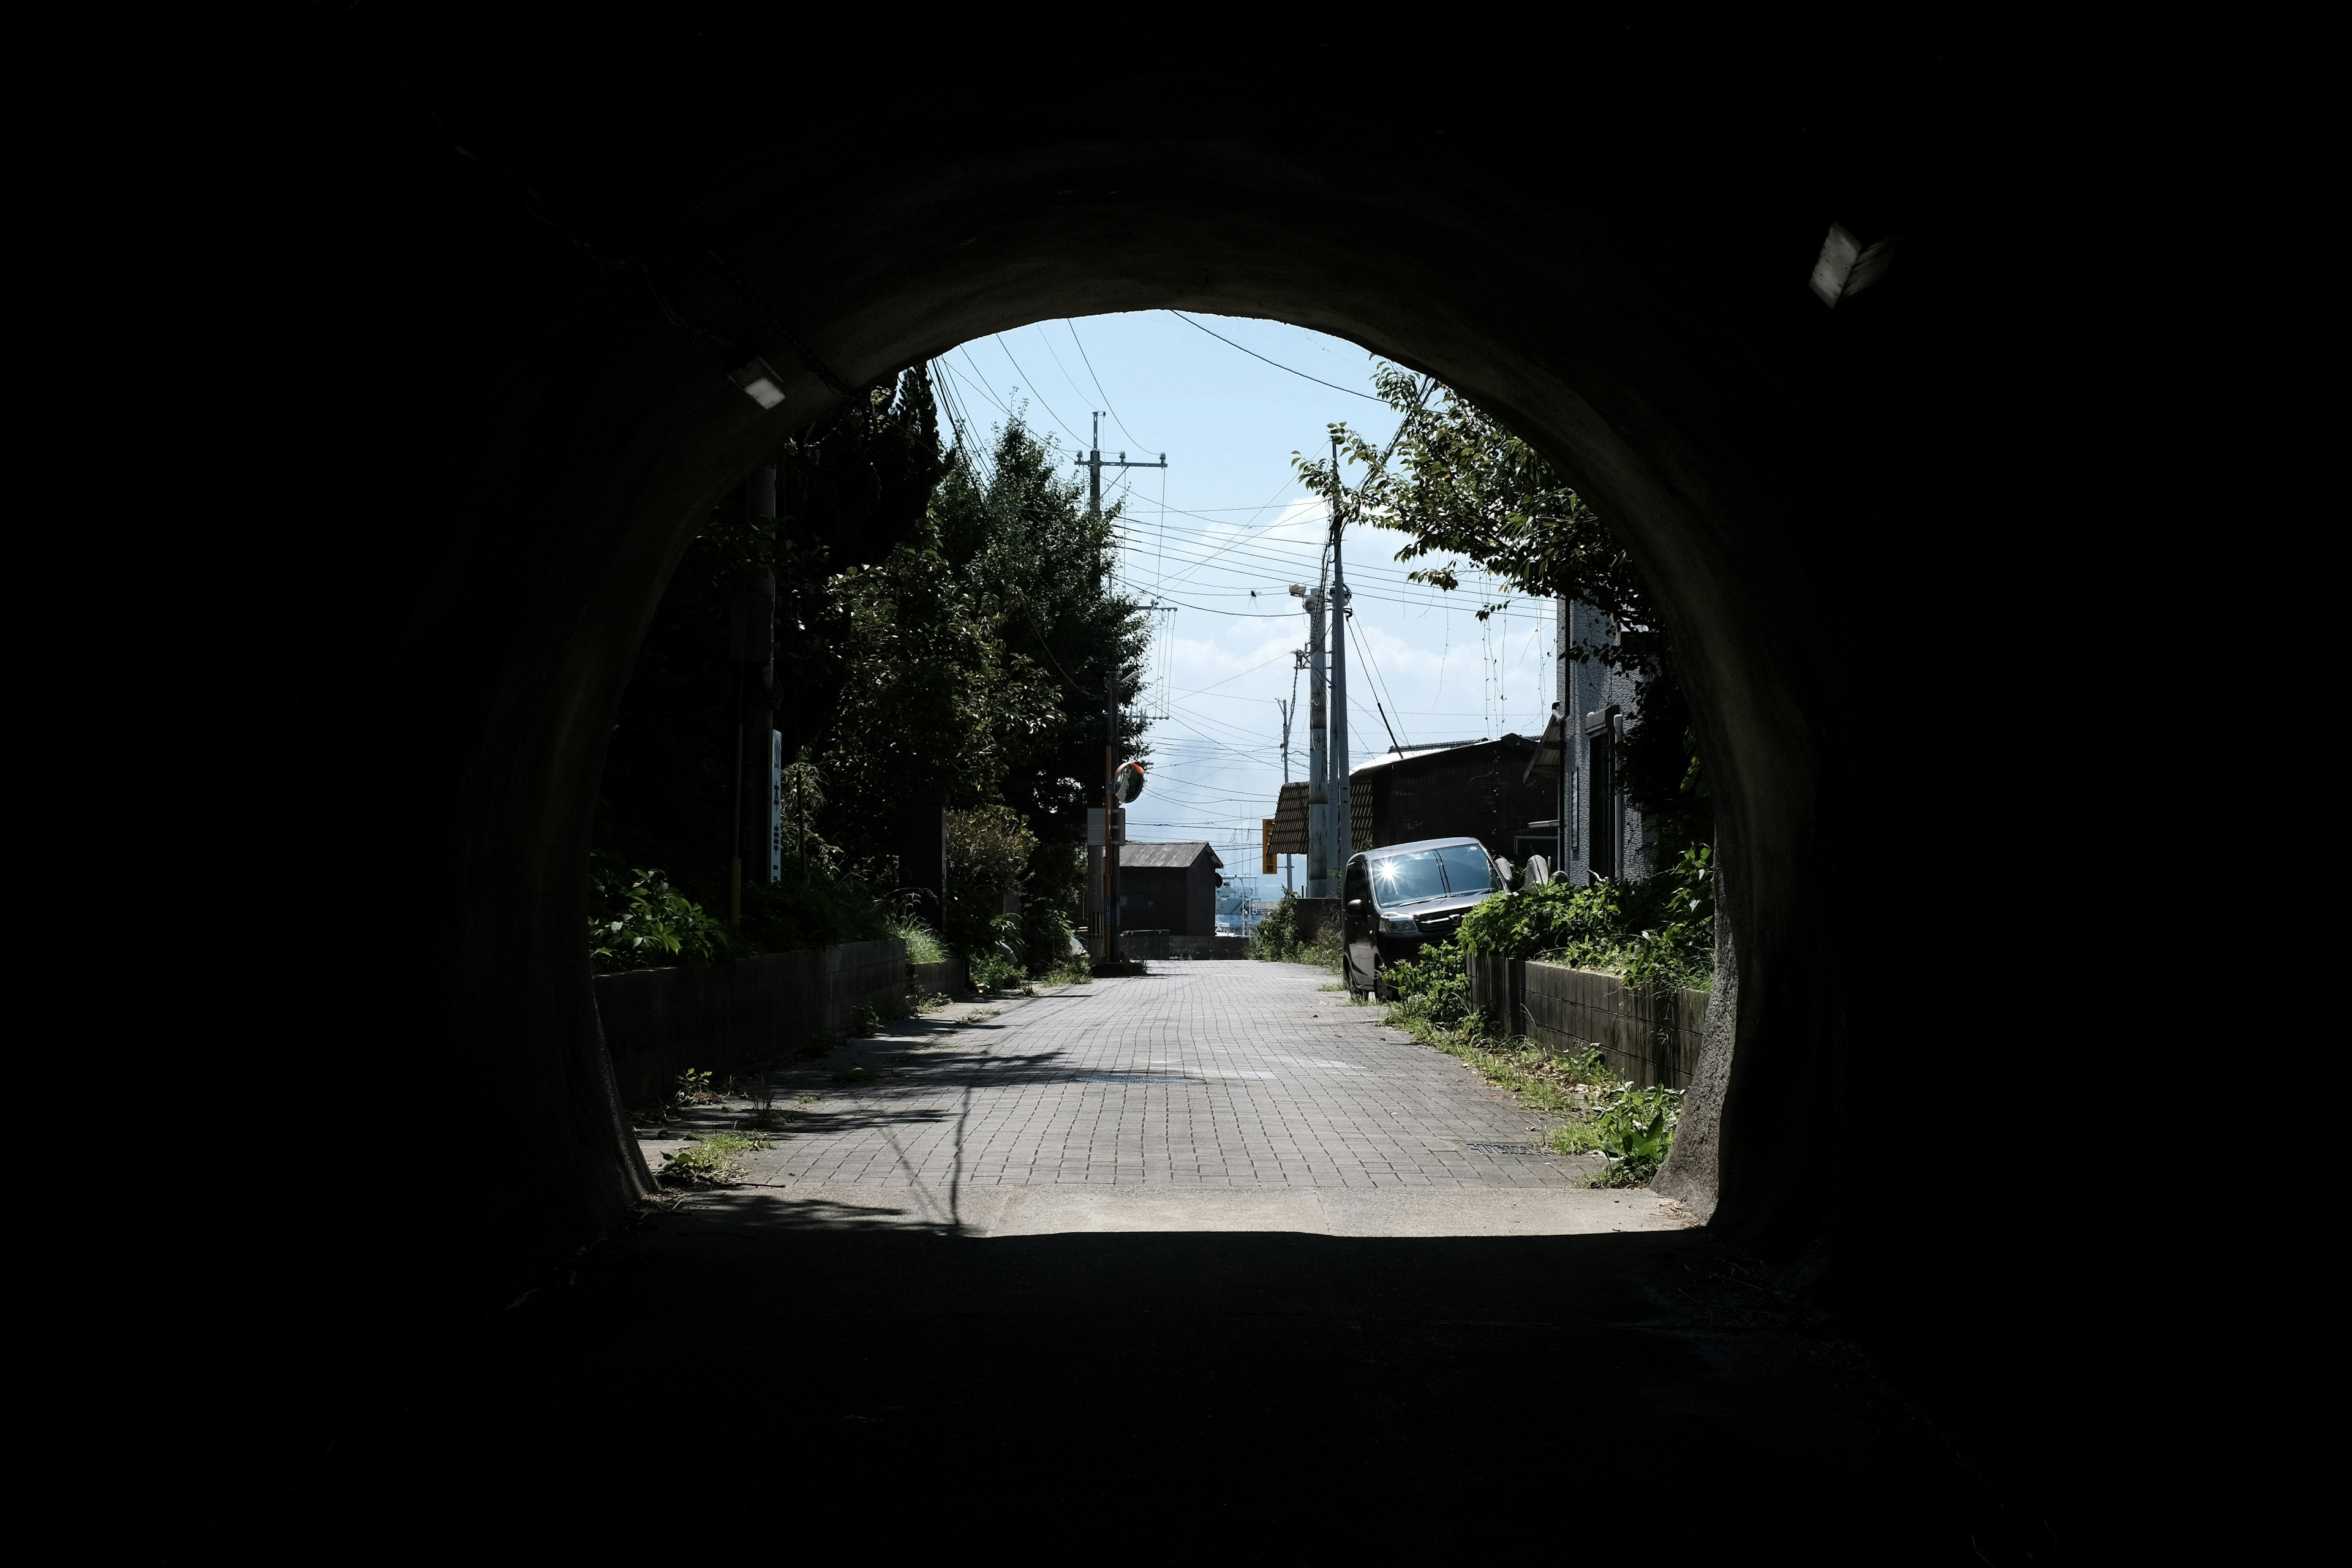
[909,956,965,998]
[595,938,906,1106]
[1167,935,1250,959]
[1466,954,1708,1090]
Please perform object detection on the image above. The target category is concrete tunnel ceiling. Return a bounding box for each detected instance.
[274,21,2057,1419]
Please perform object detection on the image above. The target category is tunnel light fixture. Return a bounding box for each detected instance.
[729,357,787,409]
[1811,222,1901,309]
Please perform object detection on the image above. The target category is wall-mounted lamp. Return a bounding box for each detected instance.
[729,358,787,409]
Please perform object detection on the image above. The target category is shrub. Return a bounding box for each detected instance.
[1250,892,1308,961]
[891,915,951,965]
[1590,1084,1682,1186]
[590,867,736,974]
[1382,938,1474,1028]
[1457,844,1715,993]
[739,857,894,955]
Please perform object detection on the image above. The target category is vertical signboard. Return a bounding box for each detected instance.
[769,730,784,883]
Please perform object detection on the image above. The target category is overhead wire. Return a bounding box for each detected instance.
[1167,311,1387,402]
[988,333,1087,446]
[1065,318,1154,451]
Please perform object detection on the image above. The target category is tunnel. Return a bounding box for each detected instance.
[167,14,2097,1556]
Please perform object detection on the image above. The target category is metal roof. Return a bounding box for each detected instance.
[1349,733,1535,776]
[1119,841,1224,870]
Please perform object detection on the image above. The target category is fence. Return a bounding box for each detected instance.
[595,938,907,1107]
[1465,954,1709,1090]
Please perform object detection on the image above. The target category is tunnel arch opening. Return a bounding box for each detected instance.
[255,23,2046,1459]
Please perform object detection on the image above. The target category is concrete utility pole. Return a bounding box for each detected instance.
[1276,693,1296,894]
[1103,669,1121,961]
[1076,412,1163,965]
[1295,575,1330,897]
[1328,434,1351,876]
[1078,411,1166,518]
[729,464,779,925]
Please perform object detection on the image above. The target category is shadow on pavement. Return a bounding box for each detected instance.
[265,1223,2034,1561]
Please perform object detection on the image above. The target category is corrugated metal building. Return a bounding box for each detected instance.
[1348,736,1561,866]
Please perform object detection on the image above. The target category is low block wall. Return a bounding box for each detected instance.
[1466,955,1708,1090]
[1166,935,1250,959]
[909,957,965,998]
[595,938,906,1106]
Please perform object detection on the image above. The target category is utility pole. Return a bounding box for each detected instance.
[1328,434,1351,876]
[1103,669,1121,963]
[1294,575,1330,897]
[1078,411,1166,518]
[1276,693,1296,894]
[1077,412,1164,965]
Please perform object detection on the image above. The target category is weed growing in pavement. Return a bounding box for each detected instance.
[674,1068,717,1104]
[744,1108,790,1133]
[850,1003,884,1037]
[1316,982,1347,992]
[658,1130,774,1186]
[793,1091,818,1105]
[1587,1085,1682,1186]
[1038,956,1093,986]
[1386,1005,1680,1185]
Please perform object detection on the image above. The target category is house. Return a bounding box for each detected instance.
[1523,603,1654,883]
[1116,842,1224,935]
[1346,737,1561,868]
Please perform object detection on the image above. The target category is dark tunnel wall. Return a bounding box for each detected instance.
[172,13,2107,1536]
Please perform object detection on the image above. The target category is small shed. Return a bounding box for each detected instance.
[1117,842,1224,936]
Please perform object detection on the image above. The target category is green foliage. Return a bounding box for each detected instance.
[1458,878,1629,965]
[1453,846,1716,994]
[1382,937,1474,1028]
[589,867,736,974]
[1591,1085,1682,1186]
[1248,892,1310,961]
[657,1130,774,1186]
[595,383,1153,987]
[1298,363,1709,853]
[1247,892,1343,971]
[1303,365,1651,636]
[944,804,1036,959]
[892,916,950,966]
[970,949,1025,992]
[738,853,893,956]
[850,1003,883,1037]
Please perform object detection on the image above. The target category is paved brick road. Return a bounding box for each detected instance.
[646,959,1606,1194]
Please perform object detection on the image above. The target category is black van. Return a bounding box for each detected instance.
[1339,836,1504,1000]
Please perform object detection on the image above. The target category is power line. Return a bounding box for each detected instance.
[1166,312,1387,402]
[1065,318,1155,451]
[987,334,1087,445]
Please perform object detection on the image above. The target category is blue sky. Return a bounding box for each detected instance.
[930,312,1559,905]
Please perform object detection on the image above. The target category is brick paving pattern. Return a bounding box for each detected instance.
[669,960,1591,1191]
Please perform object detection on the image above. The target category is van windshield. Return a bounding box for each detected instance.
[1370,844,1497,908]
[1370,850,1449,907]
[1435,844,1497,895]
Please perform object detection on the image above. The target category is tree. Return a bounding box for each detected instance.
[1296,364,1711,861]
[596,375,1150,971]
